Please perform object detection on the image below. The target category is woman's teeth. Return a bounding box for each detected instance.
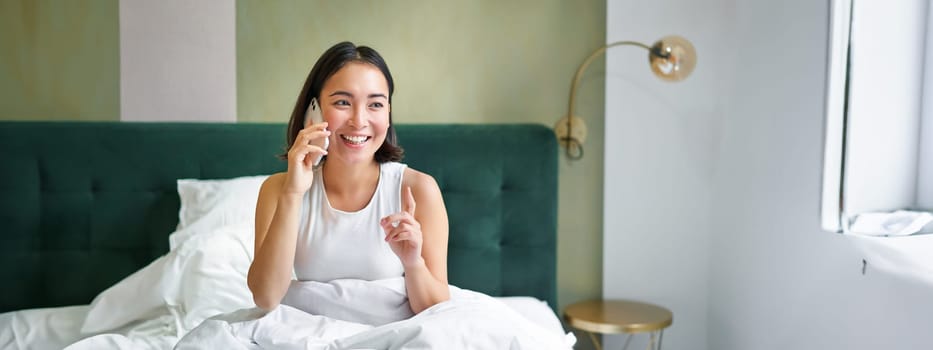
[341,135,369,145]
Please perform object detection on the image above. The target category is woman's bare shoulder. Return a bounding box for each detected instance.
[259,172,288,197]
[402,167,438,192]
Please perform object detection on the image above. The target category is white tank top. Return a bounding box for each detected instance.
[294,162,407,282]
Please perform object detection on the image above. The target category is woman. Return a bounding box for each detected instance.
[247,42,450,314]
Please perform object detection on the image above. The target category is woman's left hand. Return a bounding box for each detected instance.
[381,186,424,268]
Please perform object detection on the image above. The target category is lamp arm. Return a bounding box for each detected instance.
[566,41,651,118]
[559,36,695,160]
[562,41,650,159]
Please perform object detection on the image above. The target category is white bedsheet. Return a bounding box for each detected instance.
[1,221,573,349]
[1,295,572,350]
[0,306,87,350]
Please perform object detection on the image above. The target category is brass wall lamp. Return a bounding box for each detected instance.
[555,36,697,159]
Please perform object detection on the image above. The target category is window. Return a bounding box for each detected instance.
[822,0,933,235]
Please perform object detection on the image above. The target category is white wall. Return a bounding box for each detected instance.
[603,0,731,349]
[120,0,236,122]
[606,0,933,349]
[709,1,933,350]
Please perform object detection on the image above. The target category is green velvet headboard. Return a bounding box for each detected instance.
[0,122,557,313]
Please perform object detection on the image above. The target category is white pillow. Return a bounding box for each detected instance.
[172,175,269,250]
[169,223,257,332]
[80,254,170,334]
[80,222,257,335]
[80,175,268,334]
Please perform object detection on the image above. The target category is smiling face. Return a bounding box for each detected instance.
[319,62,391,165]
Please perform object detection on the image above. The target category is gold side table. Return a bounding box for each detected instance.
[563,299,673,350]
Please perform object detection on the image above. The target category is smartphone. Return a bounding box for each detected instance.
[305,98,329,167]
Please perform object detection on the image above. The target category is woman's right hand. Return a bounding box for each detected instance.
[283,121,330,195]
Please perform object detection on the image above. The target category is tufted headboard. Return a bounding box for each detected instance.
[0,122,557,313]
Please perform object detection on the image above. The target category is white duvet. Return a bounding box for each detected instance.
[174,282,573,350]
[2,221,574,350]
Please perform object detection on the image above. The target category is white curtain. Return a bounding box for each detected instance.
[919,0,933,210]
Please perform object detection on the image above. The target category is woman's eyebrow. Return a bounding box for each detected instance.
[328,91,387,99]
[328,91,353,98]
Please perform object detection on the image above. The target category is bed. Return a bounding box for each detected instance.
[0,121,567,349]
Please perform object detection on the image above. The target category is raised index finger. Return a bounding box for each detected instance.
[403,186,416,216]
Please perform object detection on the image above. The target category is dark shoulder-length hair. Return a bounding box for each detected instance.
[279,41,403,163]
